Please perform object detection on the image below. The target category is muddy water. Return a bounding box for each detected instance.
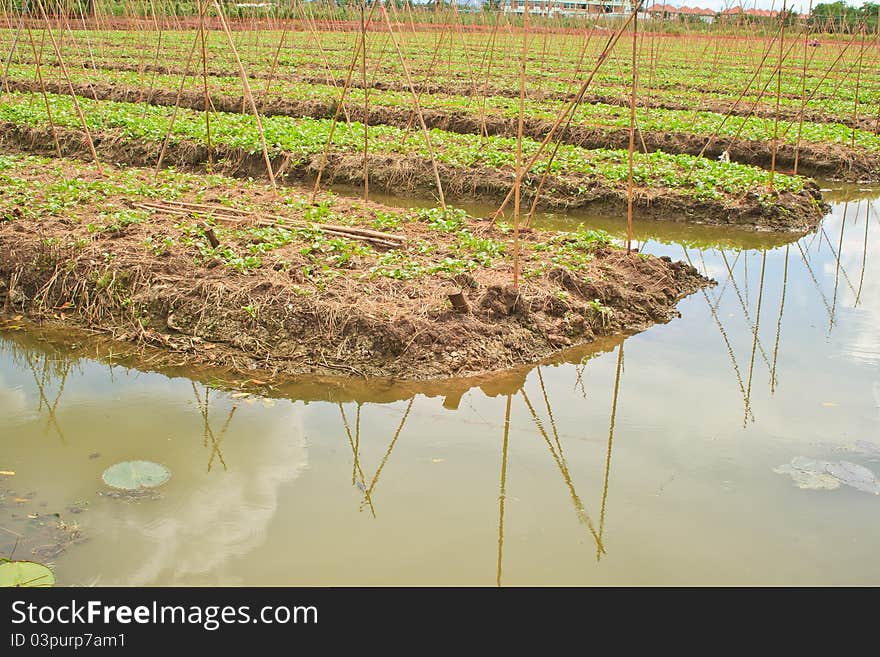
[2,187,879,586]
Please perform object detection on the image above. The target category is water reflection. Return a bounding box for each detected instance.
[1,188,879,585]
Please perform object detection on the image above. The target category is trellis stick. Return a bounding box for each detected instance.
[35,0,102,173]
[513,0,529,289]
[213,0,277,191]
[379,1,445,210]
[311,1,379,202]
[626,4,639,253]
[794,0,813,175]
[198,0,212,172]
[496,12,636,222]
[154,27,201,176]
[25,20,60,157]
[769,1,786,191]
[361,1,369,201]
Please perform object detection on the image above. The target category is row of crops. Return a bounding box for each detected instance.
[4,60,879,161]
[0,90,811,201]
[8,26,875,113]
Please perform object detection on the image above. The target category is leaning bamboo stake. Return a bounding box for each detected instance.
[35,0,102,174]
[154,29,200,177]
[851,24,866,150]
[493,12,636,222]
[379,1,445,210]
[769,0,786,191]
[212,0,277,192]
[311,1,379,202]
[25,20,60,158]
[793,0,813,175]
[198,0,212,172]
[1,7,24,100]
[626,3,639,254]
[479,17,500,144]
[513,0,529,289]
[259,14,289,113]
[361,2,369,201]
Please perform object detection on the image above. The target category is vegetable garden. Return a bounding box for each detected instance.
[0,0,876,378]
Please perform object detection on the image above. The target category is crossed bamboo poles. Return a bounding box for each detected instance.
[497,349,625,586]
[191,383,237,473]
[332,345,625,587]
[23,350,71,444]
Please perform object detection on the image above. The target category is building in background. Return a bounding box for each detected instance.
[646,4,716,22]
[501,0,634,18]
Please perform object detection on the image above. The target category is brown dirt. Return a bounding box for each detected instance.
[0,120,828,232]
[0,159,711,381]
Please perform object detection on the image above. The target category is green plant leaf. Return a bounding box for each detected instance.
[0,561,56,587]
[102,461,171,490]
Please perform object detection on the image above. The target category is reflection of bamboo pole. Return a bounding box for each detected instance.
[744,250,767,427]
[684,247,753,423]
[770,245,789,395]
[496,394,511,588]
[24,352,68,444]
[796,240,833,323]
[720,250,773,374]
[598,342,624,562]
[357,399,414,516]
[819,223,858,298]
[521,389,604,555]
[854,200,870,307]
[338,402,375,517]
[829,202,848,330]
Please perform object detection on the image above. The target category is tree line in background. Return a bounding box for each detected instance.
[810,2,879,32]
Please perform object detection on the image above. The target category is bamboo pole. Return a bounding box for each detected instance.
[361,2,369,201]
[154,28,200,176]
[513,0,529,289]
[492,11,637,222]
[24,18,60,158]
[769,1,786,191]
[626,3,639,253]
[35,0,102,173]
[851,23,866,149]
[379,0,445,210]
[793,0,813,175]
[198,0,212,172]
[311,1,379,202]
[212,0,277,192]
